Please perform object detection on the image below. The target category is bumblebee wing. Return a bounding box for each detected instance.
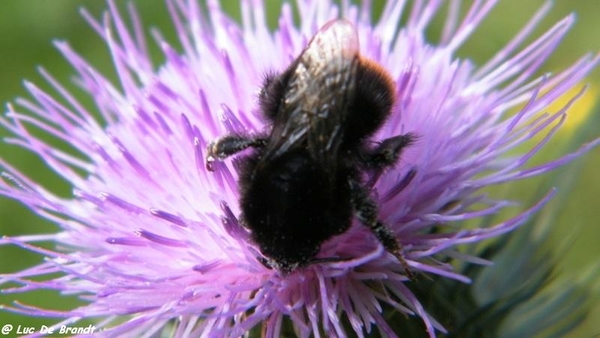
[302,20,359,171]
[265,20,360,173]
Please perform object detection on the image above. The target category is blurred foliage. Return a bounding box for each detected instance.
[1,1,599,337]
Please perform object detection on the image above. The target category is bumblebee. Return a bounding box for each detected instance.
[207,19,415,275]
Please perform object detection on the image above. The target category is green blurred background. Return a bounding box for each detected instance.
[0,1,598,337]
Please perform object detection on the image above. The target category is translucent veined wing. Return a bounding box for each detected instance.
[262,20,360,175]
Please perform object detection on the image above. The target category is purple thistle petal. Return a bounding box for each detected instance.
[1,0,599,337]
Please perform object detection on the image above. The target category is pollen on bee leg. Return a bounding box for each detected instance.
[205,155,217,171]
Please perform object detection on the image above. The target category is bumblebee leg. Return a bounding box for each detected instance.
[206,135,267,171]
[363,133,415,169]
[349,179,414,278]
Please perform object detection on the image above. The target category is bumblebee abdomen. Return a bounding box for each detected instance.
[241,149,352,266]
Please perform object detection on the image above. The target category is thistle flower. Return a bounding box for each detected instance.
[1,1,598,337]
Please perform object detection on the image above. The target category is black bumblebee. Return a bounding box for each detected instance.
[206,19,415,275]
